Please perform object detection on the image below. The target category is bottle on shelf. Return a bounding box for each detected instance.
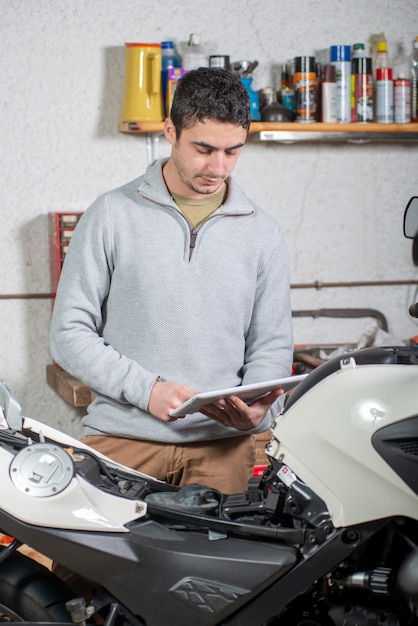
[375,38,390,75]
[279,62,295,118]
[375,68,394,123]
[315,61,322,121]
[161,41,181,117]
[258,86,275,112]
[393,42,411,123]
[294,56,317,122]
[182,33,208,71]
[330,45,351,123]
[410,36,418,122]
[321,64,337,123]
[208,55,230,70]
[351,44,366,121]
[393,42,411,79]
[240,76,261,121]
[352,57,374,122]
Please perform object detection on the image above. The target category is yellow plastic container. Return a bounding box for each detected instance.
[119,43,164,122]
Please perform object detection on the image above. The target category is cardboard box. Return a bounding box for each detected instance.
[166,67,186,115]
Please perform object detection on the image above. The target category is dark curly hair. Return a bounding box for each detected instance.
[169,68,251,138]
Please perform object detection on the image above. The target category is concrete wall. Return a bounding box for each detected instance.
[1,0,417,436]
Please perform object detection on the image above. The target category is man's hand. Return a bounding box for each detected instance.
[199,388,284,430]
[148,380,196,422]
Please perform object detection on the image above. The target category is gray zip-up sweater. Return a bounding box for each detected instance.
[50,158,293,442]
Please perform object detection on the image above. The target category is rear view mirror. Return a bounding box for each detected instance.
[404,196,418,238]
[0,378,22,431]
[403,197,418,266]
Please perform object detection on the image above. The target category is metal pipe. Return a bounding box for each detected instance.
[290,279,418,289]
[0,293,53,299]
[0,279,417,299]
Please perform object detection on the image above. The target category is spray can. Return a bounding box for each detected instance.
[161,41,181,117]
[321,64,337,122]
[330,45,351,123]
[394,78,411,123]
[280,62,295,119]
[294,56,317,122]
[351,44,366,120]
[375,68,394,123]
[352,57,374,122]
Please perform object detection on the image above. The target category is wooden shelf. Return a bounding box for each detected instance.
[118,121,418,144]
[119,121,166,133]
[250,122,418,144]
[249,122,418,134]
[46,364,94,407]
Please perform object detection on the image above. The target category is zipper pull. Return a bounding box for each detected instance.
[189,229,197,259]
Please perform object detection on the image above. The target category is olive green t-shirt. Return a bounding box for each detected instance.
[171,186,227,229]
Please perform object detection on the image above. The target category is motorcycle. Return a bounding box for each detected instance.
[1,198,418,626]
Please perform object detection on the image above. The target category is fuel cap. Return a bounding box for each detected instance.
[10,443,74,497]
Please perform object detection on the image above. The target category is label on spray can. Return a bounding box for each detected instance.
[353,57,374,122]
[394,78,411,123]
[294,56,317,122]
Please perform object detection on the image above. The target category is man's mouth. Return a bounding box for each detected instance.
[200,176,223,185]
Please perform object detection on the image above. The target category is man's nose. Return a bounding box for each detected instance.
[207,152,225,175]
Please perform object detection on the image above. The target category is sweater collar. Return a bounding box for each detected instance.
[137,158,254,216]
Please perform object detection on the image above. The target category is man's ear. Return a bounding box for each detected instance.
[163,118,176,145]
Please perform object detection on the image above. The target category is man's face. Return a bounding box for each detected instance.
[163,118,247,198]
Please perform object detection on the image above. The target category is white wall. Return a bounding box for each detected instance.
[1,0,417,435]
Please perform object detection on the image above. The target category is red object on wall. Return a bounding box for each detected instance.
[48,212,83,307]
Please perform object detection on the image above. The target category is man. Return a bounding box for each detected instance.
[50,67,293,494]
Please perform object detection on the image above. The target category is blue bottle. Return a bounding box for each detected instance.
[161,41,181,117]
[240,77,261,121]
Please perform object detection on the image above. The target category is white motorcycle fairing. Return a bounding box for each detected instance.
[0,439,148,531]
[271,353,418,527]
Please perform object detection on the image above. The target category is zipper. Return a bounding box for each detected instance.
[187,215,220,261]
[189,229,198,260]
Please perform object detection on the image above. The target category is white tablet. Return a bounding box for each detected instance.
[169,373,308,417]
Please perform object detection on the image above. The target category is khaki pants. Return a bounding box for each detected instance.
[82,434,256,494]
